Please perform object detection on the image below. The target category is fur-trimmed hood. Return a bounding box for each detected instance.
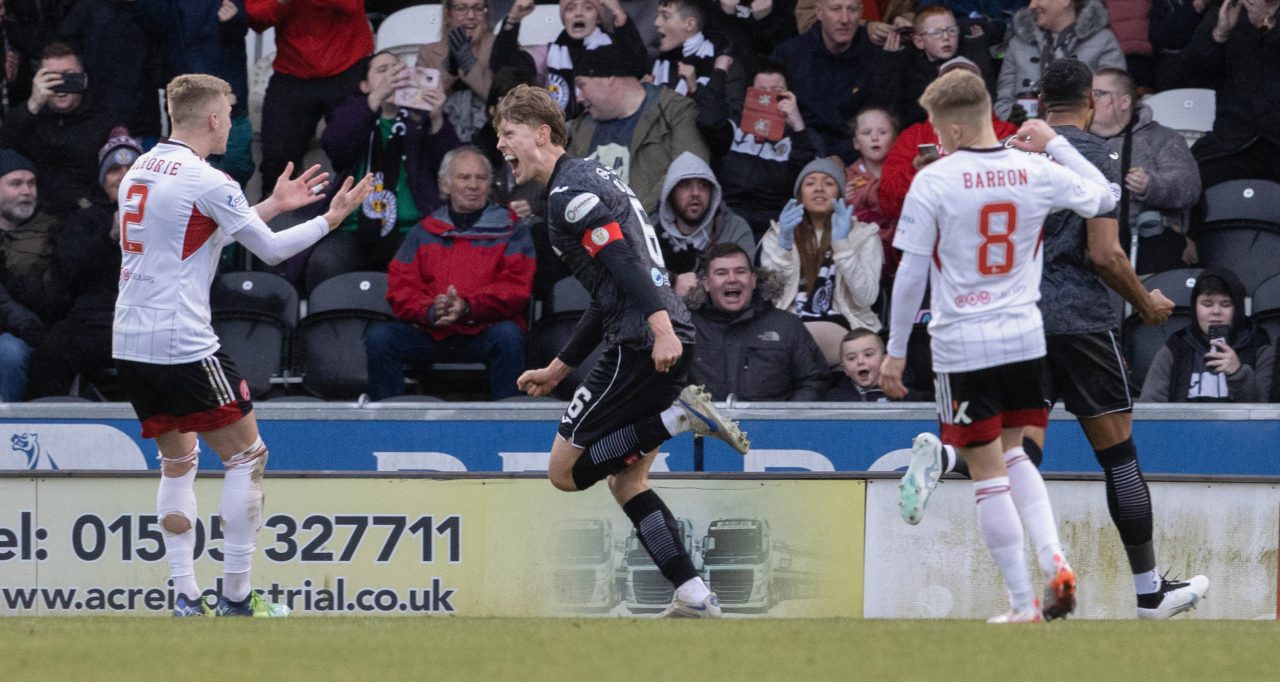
[1012,0,1113,45]
[682,265,787,314]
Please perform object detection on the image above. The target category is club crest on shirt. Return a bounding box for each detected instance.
[590,227,611,246]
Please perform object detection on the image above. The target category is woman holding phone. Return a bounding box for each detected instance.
[1139,268,1273,402]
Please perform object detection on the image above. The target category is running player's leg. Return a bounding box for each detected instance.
[608,450,717,617]
[155,429,204,614]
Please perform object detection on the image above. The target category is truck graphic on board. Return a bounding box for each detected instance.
[700,518,788,612]
[552,518,620,612]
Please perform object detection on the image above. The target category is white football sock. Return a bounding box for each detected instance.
[220,439,268,602]
[675,576,711,603]
[1004,447,1066,580]
[974,477,1035,612]
[660,404,689,436]
[1134,568,1161,595]
[943,444,959,473]
[157,445,200,600]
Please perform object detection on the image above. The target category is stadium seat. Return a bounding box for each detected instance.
[211,272,300,398]
[377,5,442,49]
[1140,267,1203,308]
[1142,88,1215,146]
[296,272,395,399]
[1188,180,1280,295]
[303,234,365,296]
[1249,273,1280,342]
[543,276,592,317]
[518,5,565,45]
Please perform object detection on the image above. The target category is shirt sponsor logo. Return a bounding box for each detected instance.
[565,192,600,223]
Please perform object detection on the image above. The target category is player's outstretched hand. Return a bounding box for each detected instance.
[652,332,683,373]
[270,162,331,212]
[1009,119,1057,154]
[323,173,375,230]
[880,355,908,399]
[1142,288,1175,326]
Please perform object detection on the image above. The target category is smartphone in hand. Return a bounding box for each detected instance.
[393,67,441,111]
[741,87,786,142]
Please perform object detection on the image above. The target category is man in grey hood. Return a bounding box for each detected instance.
[995,0,1126,120]
[655,151,755,296]
[1089,67,1201,274]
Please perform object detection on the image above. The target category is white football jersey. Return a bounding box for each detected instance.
[113,141,261,364]
[894,146,1113,373]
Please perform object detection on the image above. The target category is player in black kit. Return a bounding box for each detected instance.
[495,84,750,618]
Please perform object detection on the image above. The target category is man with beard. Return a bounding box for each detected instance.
[654,152,754,296]
[0,149,66,401]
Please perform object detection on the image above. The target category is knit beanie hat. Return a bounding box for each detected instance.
[98,131,144,187]
[793,157,846,197]
[0,148,35,180]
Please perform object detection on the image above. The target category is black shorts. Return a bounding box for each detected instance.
[116,352,253,439]
[1043,331,1133,418]
[557,344,688,448]
[934,358,1049,448]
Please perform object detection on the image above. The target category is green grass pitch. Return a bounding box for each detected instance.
[4,617,1277,680]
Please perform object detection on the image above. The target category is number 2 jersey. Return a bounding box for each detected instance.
[113,140,327,364]
[894,146,1114,373]
[544,155,694,351]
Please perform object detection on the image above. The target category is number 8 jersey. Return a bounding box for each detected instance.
[545,155,694,349]
[893,146,1113,373]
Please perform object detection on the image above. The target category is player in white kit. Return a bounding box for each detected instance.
[113,74,372,617]
[879,70,1117,622]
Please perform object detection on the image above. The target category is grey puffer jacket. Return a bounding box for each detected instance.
[683,270,830,402]
[996,0,1126,119]
[1099,103,1201,234]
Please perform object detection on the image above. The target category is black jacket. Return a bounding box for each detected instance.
[0,100,117,216]
[686,273,829,402]
[869,37,993,128]
[1180,2,1280,156]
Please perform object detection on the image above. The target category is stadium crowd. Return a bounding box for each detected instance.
[0,0,1276,403]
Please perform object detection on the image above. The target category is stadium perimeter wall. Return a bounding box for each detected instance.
[1,473,1276,619]
[1,402,1278,475]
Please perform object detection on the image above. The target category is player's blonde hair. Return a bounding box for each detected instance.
[918,70,990,127]
[167,74,232,127]
[494,84,567,147]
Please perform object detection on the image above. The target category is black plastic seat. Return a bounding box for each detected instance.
[296,271,394,399]
[210,272,300,397]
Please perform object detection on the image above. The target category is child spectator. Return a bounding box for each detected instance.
[824,328,929,400]
[845,107,899,281]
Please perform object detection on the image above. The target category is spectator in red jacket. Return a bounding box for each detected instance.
[365,146,535,400]
[246,0,373,198]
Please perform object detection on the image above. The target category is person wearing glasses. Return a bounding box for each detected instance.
[870,4,995,128]
[995,0,1125,120]
[418,0,499,143]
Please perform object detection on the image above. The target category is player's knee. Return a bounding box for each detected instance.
[548,465,581,492]
[161,512,191,535]
[161,459,195,477]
